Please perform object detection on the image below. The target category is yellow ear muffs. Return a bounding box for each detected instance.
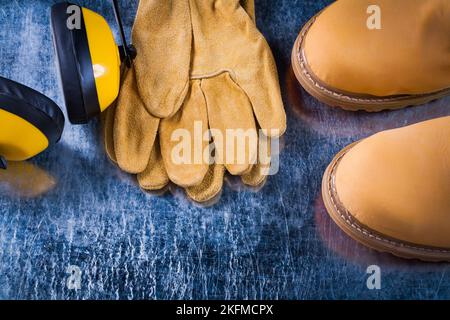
[0,76,65,169]
[51,1,134,125]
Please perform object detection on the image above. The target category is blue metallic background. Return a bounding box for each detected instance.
[0,0,449,300]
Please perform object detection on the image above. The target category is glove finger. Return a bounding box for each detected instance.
[160,81,209,187]
[235,41,286,138]
[137,138,170,191]
[242,136,272,187]
[133,0,192,118]
[186,164,225,203]
[114,67,160,174]
[101,103,117,164]
[201,73,258,176]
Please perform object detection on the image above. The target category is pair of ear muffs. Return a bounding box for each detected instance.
[0,1,134,169]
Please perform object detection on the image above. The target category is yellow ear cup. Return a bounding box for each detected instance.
[0,76,65,169]
[51,2,132,125]
[82,7,121,112]
[0,109,49,161]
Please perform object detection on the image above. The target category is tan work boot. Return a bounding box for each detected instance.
[292,0,450,111]
[322,116,450,261]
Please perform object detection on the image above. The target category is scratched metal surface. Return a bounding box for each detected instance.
[0,0,449,300]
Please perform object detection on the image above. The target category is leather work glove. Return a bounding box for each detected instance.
[103,0,286,203]
[105,0,257,175]
[156,0,286,185]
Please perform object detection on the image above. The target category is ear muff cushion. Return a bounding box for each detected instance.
[0,76,65,144]
[51,2,85,124]
[51,2,100,125]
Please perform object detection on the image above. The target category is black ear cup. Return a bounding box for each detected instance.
[0,76,65,167]
[51,2,100,125]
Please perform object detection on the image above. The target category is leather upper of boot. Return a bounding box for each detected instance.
[304,0,450,96]
[335,116,450,248]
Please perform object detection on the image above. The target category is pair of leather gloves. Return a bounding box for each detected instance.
[103,0,286,203]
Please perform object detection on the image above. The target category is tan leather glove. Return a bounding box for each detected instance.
[138,0,270,202]
[157,0,286,188]
[103,0,284,202]
[107,0,262,175]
